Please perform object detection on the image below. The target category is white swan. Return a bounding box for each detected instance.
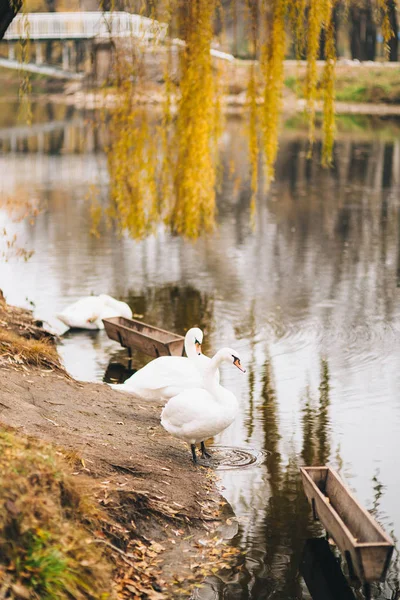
[111,327,219,400]
[161,347,246,463]
[57,294,132,330]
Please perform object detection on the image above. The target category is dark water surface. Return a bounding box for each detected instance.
[1,104,400,599]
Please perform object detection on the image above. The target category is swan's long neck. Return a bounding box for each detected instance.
[185,335,199,360]
[203,353,225,398]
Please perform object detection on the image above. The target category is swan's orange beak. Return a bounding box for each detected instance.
[234,358,246,373]
[195,342,202,355]
[87,316,98,324]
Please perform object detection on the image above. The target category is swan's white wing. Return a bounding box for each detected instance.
[161,389,231,442]
[99,294,132,319]
[122,356,203,394]
[56,296,104,329]
[57,295,132,329]
[161,389,216,430]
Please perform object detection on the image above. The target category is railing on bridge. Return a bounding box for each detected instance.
[3,11,167,41]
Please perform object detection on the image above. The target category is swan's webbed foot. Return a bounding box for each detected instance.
[201,441,212,459]
[191,444,198,464]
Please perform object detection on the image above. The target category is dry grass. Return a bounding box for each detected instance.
[0,327,61,369]
[0,293,63,372]
[0,328,61,370]
[0,426,115,600]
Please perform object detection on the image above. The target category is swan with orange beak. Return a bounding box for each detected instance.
[161,348,246,463]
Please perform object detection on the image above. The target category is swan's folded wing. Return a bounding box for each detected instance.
[99,294,132,319]
[123,357,203,391]
[56,296,104,328]
[161,390,215,427]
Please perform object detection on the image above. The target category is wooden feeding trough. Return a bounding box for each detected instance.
[300,467,394,590]
[102,317,185,358]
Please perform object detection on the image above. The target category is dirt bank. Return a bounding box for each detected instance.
[0,297,240,598]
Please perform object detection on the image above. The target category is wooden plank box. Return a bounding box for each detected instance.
[102,317,185,358]
[300,467,394,584]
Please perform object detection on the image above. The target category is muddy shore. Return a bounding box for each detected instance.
[0,296,240,598]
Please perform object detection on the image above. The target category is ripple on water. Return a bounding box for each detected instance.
[207,446,267,471]
[267,310,399,371]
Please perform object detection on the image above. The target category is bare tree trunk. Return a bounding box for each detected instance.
[350,5,377,61]
[0,0,22,40]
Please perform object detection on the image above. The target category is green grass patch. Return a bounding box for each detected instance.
[335,84,368,102]
[284,65,400,104]
[284,75,298,91]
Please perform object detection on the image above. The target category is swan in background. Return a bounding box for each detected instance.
[161,348,246,463]
[57,294,132,330]
[110,327,218,401]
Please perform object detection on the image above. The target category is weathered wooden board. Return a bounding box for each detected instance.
[300,467,394,584]
[102,317,185,358]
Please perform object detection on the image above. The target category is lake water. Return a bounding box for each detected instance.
[1,102,400,599]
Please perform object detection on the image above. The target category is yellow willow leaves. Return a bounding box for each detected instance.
[158,0,174,218]
[17,0,32,125]
[305,0,325,150]
[304,0,337,164]
[288,0,307,59]
[247,63,259,221]
[262,0,287,185]
[106,77,158,240]
[105,0,220,240]
[377,0,394,55]
[322,7,336,167]
[246,0,259,219]
[170,0,219,239]
[101,0,395,241]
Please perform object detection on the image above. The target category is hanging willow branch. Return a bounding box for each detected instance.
[322,3,336,167]
[304,0,325,152]
[288,0,306,59]
[170,0,219,239]
[100,0,395,241]
[262,0,287,185]
[246,0,260,218]
[376,0,395,55]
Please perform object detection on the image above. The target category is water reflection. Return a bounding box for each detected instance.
[0,102,103,155]
[1,107,400,600]
[213,359,330,599]
[103,360,135,384]
[318,360,330,466]
[300,538,356,600]
[368,470,400,600]
[125,285,215,349]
